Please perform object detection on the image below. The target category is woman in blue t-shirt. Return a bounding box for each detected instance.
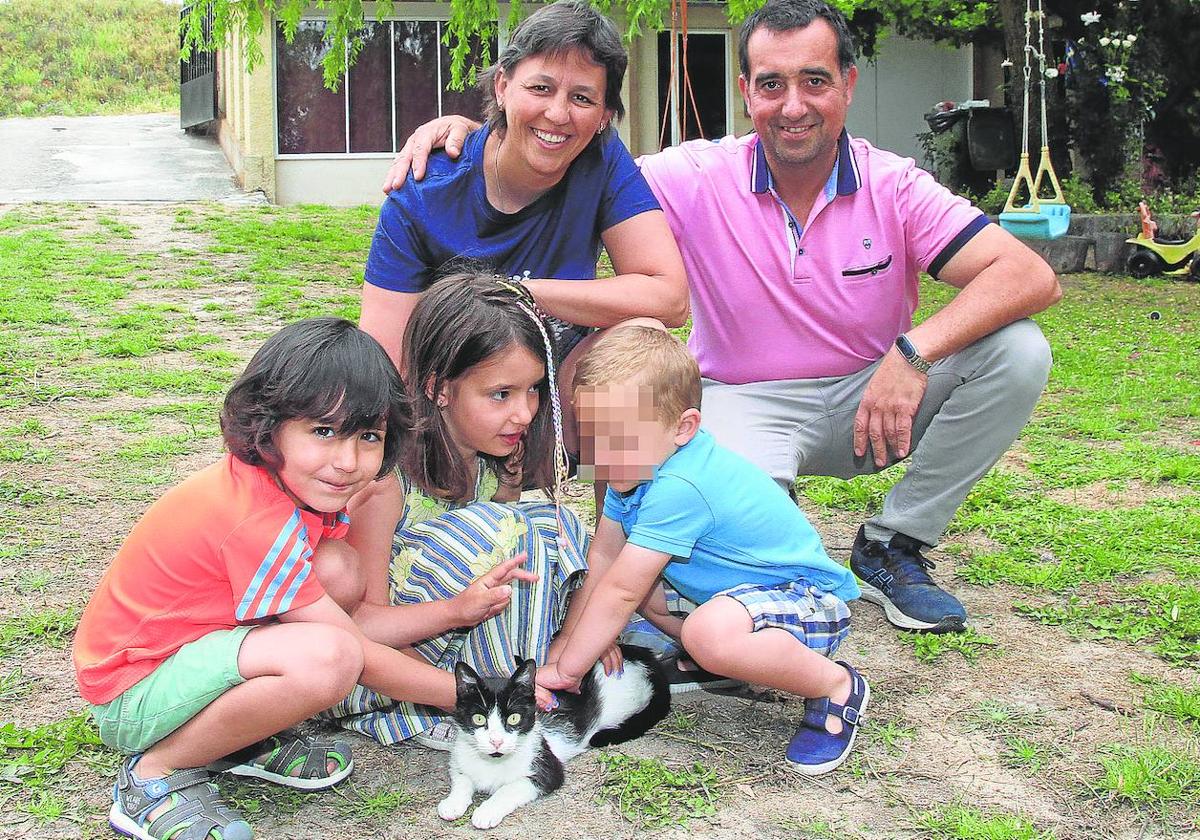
[341,1,685,751]
[360,0,687,459]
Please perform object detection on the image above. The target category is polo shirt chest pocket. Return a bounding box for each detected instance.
[841,254,894,282]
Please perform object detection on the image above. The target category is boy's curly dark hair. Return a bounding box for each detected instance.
[221,317,408,479]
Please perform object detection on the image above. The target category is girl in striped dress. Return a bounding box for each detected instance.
[329,272,591,747]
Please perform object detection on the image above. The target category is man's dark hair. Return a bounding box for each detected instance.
[738,0,857,78]
[402,268,554,501]
[480,0,627,136]
[221,317,408,480]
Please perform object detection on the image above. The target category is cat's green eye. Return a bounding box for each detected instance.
[506,713,521,726]
[472,713,487,726]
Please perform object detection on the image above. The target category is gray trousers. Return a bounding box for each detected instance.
[700,319,1052,547]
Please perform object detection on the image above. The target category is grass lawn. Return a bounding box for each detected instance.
[0,0,179,118]
[1,201,1198,839]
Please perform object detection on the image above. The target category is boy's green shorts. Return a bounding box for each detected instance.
[89,625,252,753]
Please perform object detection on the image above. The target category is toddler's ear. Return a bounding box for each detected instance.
[674,408,701,446]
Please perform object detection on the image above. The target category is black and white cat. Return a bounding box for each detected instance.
[436,644,671,829]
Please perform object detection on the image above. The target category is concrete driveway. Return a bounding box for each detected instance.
[0,113,259,203]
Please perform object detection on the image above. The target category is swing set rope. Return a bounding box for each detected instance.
[1003,0,1067,216]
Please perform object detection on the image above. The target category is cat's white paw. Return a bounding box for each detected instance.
[437,794,470,821]
[471,801,510,829]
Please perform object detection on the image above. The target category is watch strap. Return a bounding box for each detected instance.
[895,334,932,373]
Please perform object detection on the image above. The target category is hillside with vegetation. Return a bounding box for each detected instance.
[0,0,179,118]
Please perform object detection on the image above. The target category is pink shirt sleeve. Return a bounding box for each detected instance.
[637,146,698,246]
[895,159,989,276]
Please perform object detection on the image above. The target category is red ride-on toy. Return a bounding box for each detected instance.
[1125,202,1200,280]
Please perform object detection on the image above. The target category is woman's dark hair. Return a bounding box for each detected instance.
[479,0,627,138]
[738,0,857,78]
[221,317,408,480]
[403,268,554,501]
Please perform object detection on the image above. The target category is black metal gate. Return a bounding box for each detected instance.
[180,4,217,130]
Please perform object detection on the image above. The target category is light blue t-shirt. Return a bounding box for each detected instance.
[603,429,860,604]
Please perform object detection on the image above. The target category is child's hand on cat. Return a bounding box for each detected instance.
[600,643,624,677]
[536,662,582,694]
[451,554,539,625]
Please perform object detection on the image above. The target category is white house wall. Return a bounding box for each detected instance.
[846,35,974,165]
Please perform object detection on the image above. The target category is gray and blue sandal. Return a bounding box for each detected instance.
[208,729,353,790]
[109,755,252,840]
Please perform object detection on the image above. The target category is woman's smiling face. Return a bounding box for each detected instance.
[493,47,612,186]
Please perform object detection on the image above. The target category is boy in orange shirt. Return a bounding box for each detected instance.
[74,318,472,840]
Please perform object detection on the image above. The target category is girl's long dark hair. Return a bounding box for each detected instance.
[402,270,553,501]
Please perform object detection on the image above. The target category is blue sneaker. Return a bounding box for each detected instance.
[849,526,967,633]
[785,661,870,776]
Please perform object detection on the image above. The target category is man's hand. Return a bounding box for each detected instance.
[449,554,539,626]
[536,662,582,694]
[853,349,928,467]
[382,115,482,193]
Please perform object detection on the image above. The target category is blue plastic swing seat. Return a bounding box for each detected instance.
[999,202,1072,240]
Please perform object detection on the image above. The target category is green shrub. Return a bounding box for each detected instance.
[1060,174,1099,214]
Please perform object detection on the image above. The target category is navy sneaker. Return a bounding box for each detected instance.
[785,661,870,776]
[849,526,967,633]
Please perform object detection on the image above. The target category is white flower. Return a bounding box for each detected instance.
[1080,11,1102,24]
[1100,36,1111,46]
[1045,67,1059,78]
[1108,66,1127,83]
[1126,34,1137,44]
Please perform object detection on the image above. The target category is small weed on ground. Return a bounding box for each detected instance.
[595,752,719,828]
[1097,744,1200,810]
[915,804,1055,840]
[1134,674,1200,727]
[0,607,80,659]
[899,627,998,663]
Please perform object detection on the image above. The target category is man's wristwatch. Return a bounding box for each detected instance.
[894,333,932,374]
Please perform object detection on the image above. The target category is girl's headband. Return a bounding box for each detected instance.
[494,277,576,561]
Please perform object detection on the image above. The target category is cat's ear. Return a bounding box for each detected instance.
[512,659,537,690]
[455,661,481,700]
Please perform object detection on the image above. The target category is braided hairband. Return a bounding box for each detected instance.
[494,278,576,559]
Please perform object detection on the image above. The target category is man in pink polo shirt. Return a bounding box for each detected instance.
[383,0,1061,635]
[635,0,1060,633]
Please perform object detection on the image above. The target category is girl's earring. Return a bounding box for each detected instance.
[596,122,607,135]
[436,396,449,408]
[497,98,505,110]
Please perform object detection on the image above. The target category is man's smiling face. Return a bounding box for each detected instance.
[738,20,857,171]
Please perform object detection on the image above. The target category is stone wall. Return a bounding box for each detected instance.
[989,212,1198,274]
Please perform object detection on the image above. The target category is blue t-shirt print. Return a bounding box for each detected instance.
[364,125,661,294]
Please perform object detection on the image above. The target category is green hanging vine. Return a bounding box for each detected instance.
[180,0,998,92]
[182,0,755,91]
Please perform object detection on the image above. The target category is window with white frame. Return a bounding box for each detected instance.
[275,19,495,155]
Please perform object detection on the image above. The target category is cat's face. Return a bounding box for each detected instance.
[452,660,539,758]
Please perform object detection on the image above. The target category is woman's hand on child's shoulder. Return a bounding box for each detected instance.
[450,554,539,626]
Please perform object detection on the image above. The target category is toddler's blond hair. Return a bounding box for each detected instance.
[573,326,701,424]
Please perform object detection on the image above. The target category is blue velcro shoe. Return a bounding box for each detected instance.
[785,661,870,776]
[849,526,967,633]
